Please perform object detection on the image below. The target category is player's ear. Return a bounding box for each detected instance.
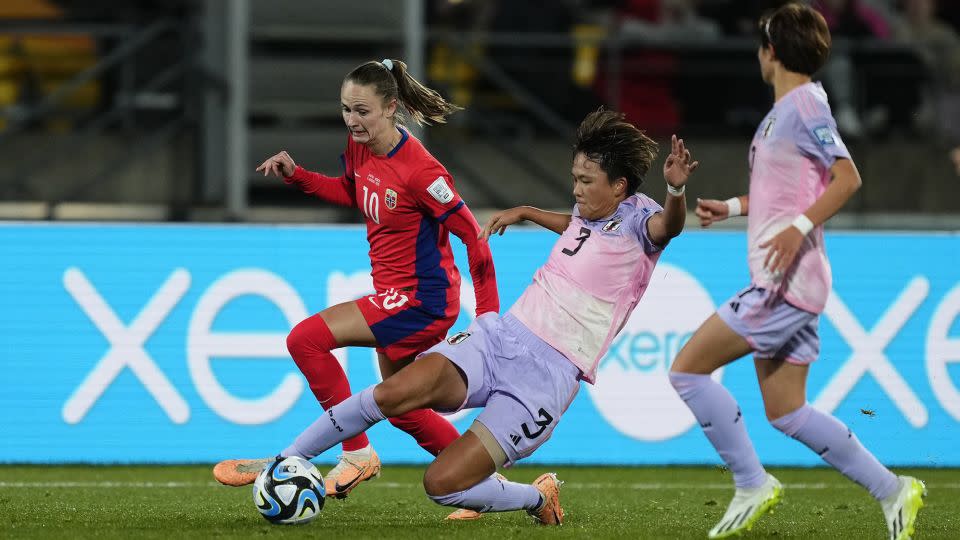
[384,98,398,120]
[615,177,628,197]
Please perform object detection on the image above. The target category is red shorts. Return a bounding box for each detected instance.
[356,288,457,362]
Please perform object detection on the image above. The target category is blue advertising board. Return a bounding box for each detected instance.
[1,223,958,466]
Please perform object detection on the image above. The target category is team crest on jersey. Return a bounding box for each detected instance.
[384,188,398,210]
[762,116,776,138]
[602,217,623,232]
[447,331,471,345]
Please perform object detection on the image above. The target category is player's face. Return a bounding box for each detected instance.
[571,152,626,220]
[341,81,398,148]
[757,45,776,84]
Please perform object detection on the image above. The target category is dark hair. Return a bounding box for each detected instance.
[758,2,831,75]
[572,109,658,194]
[344,59,462,126]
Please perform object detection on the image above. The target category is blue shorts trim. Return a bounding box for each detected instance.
[369,305,440,347]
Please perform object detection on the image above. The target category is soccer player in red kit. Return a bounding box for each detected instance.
[213,59,499,509]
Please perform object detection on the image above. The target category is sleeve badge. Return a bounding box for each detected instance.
[813,125,836,146]
[427,177,455,204]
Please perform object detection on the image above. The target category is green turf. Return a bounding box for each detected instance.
[0,466,956,539]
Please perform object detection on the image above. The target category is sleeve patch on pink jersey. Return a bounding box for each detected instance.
[813,126,836,146]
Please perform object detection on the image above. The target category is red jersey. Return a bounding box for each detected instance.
[286,127,499,318]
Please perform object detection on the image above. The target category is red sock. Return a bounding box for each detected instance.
[388,408,460,456]
[287,313,369,452]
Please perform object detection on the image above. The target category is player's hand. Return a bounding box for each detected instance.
[759,225,804,276]
[694,198,730,228]
[256,150,296,178]
[663,134,699,189]
[479,207,526,240]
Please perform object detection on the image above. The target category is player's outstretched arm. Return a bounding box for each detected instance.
[760,157,861,273]
[647,135,699,246]
[695,195,749,228]
[479,206,572,239]
[443,206,500,315]
[256,150,356,207]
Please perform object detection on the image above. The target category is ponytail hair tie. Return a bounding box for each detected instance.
[381,58,394,71]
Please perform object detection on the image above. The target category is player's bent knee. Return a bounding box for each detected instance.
[422,463,458,498]
[285,323,309,356]
[668,347,697,375]
[372,379,419,417]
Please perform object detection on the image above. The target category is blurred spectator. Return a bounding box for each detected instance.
[606,0,720,134]
[892,0,960,136]
[951,146,960,176]
[428,0,603,126]
[863,0,902,23]
[815,0,892,37]
[699,0,792,36]
[485,0,604,125]
[620,0,721,40]
[427,0,497,108]
[813,0,893,137]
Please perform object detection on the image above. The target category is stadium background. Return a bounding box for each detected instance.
[1,0,959,470]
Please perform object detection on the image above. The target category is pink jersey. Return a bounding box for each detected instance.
[510,194,664,384]
[747,82,851,313]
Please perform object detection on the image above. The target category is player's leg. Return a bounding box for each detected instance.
[423,313,579,525]
[423,426,562,525]
[758,357,897,493]
[287,301,377,454]
[670,287,789,538]
[669,313,768,491]
[423,384,571,527]
[377,350,483,521]
[282,352,468,462]
[299,294,454,497]
[758,347,925,539]
[212,301,376,487]
[378,352,460,457]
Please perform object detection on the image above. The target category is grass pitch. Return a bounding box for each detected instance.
[1,465,957,539]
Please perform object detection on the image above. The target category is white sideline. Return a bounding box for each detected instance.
[1,481,958,490]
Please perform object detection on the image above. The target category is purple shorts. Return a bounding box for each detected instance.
[717,284,820,365]
[423,312,581,466]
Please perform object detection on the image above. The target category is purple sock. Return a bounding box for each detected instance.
[429,475,542,512]
[282,386,385,459]
[669,372,767,488]
[771,404,899,500]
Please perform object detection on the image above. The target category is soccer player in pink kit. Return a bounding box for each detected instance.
[256,110,698,524]
[670,4,925,540]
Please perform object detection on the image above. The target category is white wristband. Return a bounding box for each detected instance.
[791,214,815,236]
[725,197,742,217]
[666,183,685,196]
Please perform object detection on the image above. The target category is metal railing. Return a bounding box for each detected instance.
[0,16,206,218]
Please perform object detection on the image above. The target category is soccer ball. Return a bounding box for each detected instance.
[252,456,326,525]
